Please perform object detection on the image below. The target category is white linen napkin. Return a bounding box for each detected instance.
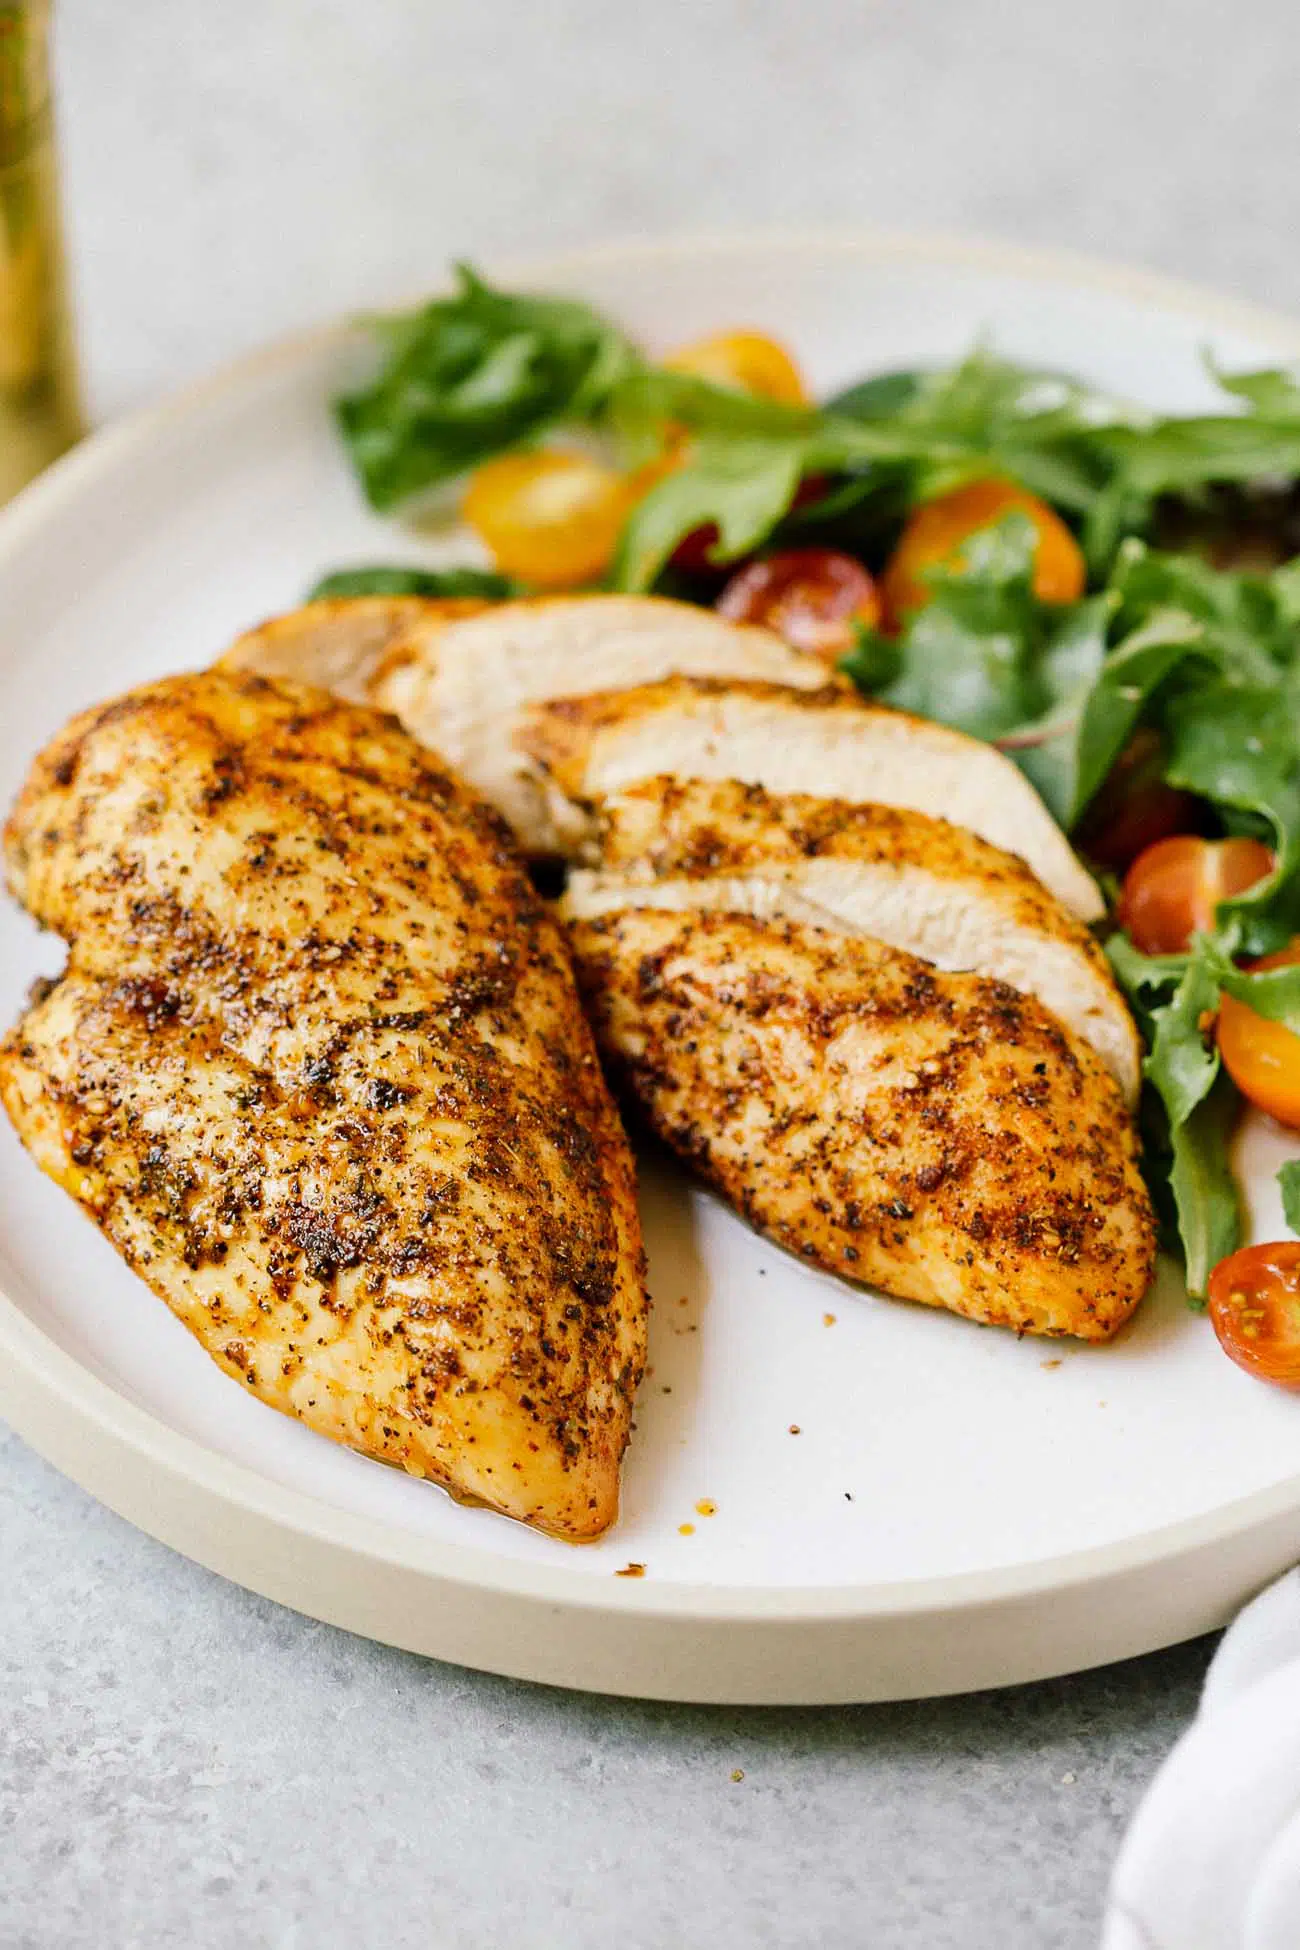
[1101,1569,1300,1949]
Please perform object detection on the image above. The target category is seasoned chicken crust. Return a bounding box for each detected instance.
[1,670,647,1538]
[566,775,1141,1104]
[568,906,1155,1340]
[520,674,1105,921]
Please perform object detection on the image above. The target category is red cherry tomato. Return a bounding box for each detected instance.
[1207,1241,1300,1385]
[1079,729,1203,873]
[715,548,882,662]
[1117,835,1275,955]
[880,477,1086,630]
[1218,939,1300,1130]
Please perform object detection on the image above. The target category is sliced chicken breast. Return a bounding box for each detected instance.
[521,676,1105,922]
[564,776,1140,1105]
[568,906,1154,1339]
[366,596,831,854]
[219,595,490,705]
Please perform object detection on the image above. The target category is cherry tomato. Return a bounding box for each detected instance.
[663,329,809,405]
[1218,939,1300,1129]
[1207,1241,1300,1385]
[1117,835,1274,956]
[462,450,636,587]
[716,548,881,661]
[1078,729,1203,873]
[880,477,1086,629]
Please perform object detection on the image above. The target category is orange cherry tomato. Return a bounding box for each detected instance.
[663,329,809,405]
[1207,1241,1300,1385]
[462,450,636,587]
[716,548,881,662]
[1078,729,1204,873]
[1218,939,1300,1130]
[880,477,1087,629]
[1117,835,1275,956]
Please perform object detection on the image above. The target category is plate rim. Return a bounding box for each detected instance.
[5,224,1300,1693]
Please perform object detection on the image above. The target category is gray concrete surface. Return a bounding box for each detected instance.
[5,1,1299,1942]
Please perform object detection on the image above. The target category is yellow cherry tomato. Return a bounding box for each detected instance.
[881,477,1086,628]
[462,450,637,588]
[663,329,809,405]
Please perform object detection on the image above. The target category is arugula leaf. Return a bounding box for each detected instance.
[335,264,640,510]
[1281,1160,1300,1235]
[611,432,809,591]
[1082,371,1300,568]
[851,514,1041,740]
[1169,1078,1242,1298]
[607,375,958,591]
[1145,947,1223,1127]
[841,513,1111,823]
[1213,364,1300,420]
[1108,933,1300,1291]
[1107,936,1241,1295]
[824,369,923,420]
[307,564,517,601]
[1201,942,1300,1035]
[822,352,1300,575]
[1111,541,1297,675]
[1067,603,1208,820]
[1164,688,1300,952]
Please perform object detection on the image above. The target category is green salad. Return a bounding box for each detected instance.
[324,264,1300,1316]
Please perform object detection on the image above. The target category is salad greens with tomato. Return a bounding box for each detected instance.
[325,263,1300,1328]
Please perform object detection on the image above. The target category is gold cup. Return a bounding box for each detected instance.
[0,1,81,503]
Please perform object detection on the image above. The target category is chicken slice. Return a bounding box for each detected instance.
[564,776,1140,1105]
[568,906,1154,1339]
[1,670,647,1539]
[365,595,831,854]
[219,594,489,705]
[521,675,1105,922]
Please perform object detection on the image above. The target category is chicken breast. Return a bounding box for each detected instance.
[219,594,489,705]
[365,595,831,854]
[565,776,1141,1105]
[521,676,1105,922]
[0,670,647,1539]
[568,907,1154,1339]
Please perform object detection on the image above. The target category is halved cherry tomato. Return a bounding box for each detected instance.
[880,477,1086,629]
[716,548,881,662]
[1117,835,1275,956]
[663,329,809,405]
[462,450,636,587]
[1218,939,1300,1129]
[1207,1241,1300,1385]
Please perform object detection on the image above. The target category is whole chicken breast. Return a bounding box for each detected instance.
[0,670,647,1539]
[567,906,1155,1340]
[520,675,1105,922]
[565,776,1141,1104]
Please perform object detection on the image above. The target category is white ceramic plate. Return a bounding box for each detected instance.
[4,231,1300,1705]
